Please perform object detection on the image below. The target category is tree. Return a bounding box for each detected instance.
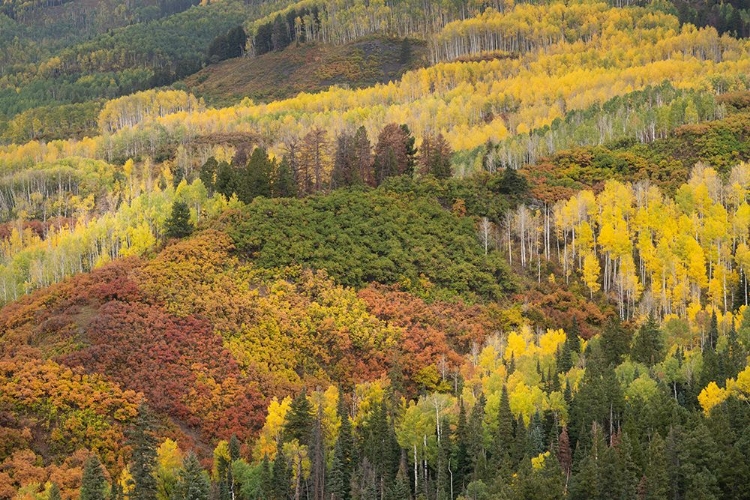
[128,406,159,500]
[332,132,359,189]
[241,147,273,203]
[272,441,290,500]
[373,124,417,185]
[199,157,218,193]
[172,453,209,500]
[420,133,452,179]
[329,396,353,500]
[284,390,313,445]
[80,455,108,500]
[165,201,193,240]
[631,316,664,366]
[274,157,297,198]
[644,433,668,500]
[48,483,61,500]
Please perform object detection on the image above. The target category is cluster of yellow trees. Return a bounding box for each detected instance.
[0,1,747,174]
[501,163,750,324]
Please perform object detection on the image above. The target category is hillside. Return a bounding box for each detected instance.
[3,0,750,499]
[184,37,428,106]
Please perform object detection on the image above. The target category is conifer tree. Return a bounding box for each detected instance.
[644,433,668,500]
[172,453,209,500]
[284,390,313,445]
[329,396,353,500]
[272,441,290,500]
[274,157,297,198]
[165,201,193,240]
[631,315,664,366]
[80,455,108,500]
[128,406,158,500]
[48,483,61,500]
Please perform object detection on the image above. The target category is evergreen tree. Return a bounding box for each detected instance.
[260,455,274,498]
[127,406,158,500]
[215,161,238,200]
[644,433,668,500]
[80,455,108,500]
[172,453,209,500]
[164,201,194,239]
[436,416,452,499]
[284,389,313,445]
[329,396,353,500]
[241,147,273,203]
[454,400,470,494]
[48,483,61,500]
[273,157,297,198]
[390,463,411,500]
[601,318,632,367]
[493,386,514,467]
[199,157,218,193]
[631,315,664,366]
[467,395,486,480]
[272,441,290,500]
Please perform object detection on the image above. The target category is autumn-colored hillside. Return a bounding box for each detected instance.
[184,36,428,106]
[5,0,750,499]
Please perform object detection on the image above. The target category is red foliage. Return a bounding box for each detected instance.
[359,284,493,390]
[58,301,266,442]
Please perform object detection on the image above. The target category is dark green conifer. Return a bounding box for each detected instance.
[80,455,108,500]
[164,200,194,239]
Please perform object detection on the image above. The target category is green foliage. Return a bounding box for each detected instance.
[80,455,108,500]
[165,201,194,240]
[227,188,514,300]
[128,406,159,500]
[173,453,210,500]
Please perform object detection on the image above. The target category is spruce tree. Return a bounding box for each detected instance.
[241,147,273,202]
[80,455,108,500]
[272,441,290,500]
[631,315,664,366]
[645,433,668,500]
[127,406,158,500]
[273,157,297,198]
[453,400,470,494]
[164,200,194,240]
[493,386,514,468]
[48,483,61,500]
[329,396,353,500]
[284,389,313,445]
[172,453,209,500]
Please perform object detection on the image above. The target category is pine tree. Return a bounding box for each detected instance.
[260,455,274,498]
[390,463,411,500]
[329,396,353,500]
[80,455,108,500]
[241,147,273,202]
[272,441,290,500]
[172,453,209,500]
[164,201,194,239]
[644,433,668,500]
[199,157,218,193]
[454,400,470,494]
[631,315,664,366]
[215,161,239,200]
[128,406,158,500]
[436,416,452,500]
[273,157,297,198]
[48,483,61,500]
[284,389,313,445]
[493,386,515,467]
[467,395,486,481]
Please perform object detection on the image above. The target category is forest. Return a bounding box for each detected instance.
[3,0,750,499]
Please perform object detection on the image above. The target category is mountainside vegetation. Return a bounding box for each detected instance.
[3,0,750,499]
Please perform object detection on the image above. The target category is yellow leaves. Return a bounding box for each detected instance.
[698,381,729,415]
[582,252,601,297]
[504,331,528,362]
[538,329,566,357]
[254,396,292,461]
[531,451,550,470]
